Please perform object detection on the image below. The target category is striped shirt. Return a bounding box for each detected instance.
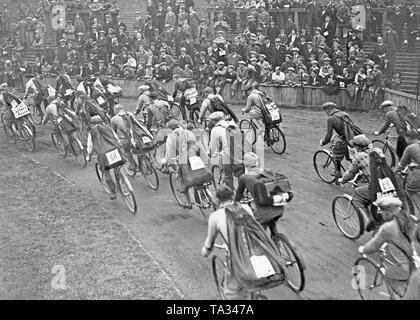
[378,110,407,134]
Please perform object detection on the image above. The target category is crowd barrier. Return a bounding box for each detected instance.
[42,77,419,116]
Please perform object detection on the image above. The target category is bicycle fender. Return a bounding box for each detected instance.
[342,194,353,201]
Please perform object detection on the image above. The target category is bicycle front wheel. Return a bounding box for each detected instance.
[21,124,36,152]
[239,119,256,145]
[267,126,286,155]
[211,255,226,300]
[313,150,336,183]
[1,113,17,144]
[197,186,215,221]
[169,171,188,208]
[51,132,67,157]
[30,103,44,125]
[353,257,391,300]
[275,233,305,292]
[332,195,364,240]
[117,170,137,214]
[371,140,396,168]
[70,136,87,168]
[139,155,159,191]
[95,163,113,195]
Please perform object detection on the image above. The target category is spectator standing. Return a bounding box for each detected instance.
[336,0,350,39]
[407,6,418,51]
[74,14,86,35]
[306,0,322,34]
[189,8,200,40]
[321,15,335,49]
[383,21,398,65]
[392,5,405,48]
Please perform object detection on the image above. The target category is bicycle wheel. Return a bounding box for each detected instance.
[193,109,205,130]
[95,163,113,195]
[139,155,159,191]
[267,126,286,155]
[383,243,411,288]
[70,136,87,168]
[197,186,215,220]
[371,140,396,168]
[212,165,223,188]
[169,171,188,208]
[30,103,43,125]
[211,255,226,300]
[151,142,165,170]
[51,132,67,157]
[200,129,210,154]
[332,195,364,240]
[275,233,305,292]
[21,124,36,152]
[239,119,256,145]
[313,150,336,183]
[170,103,184,121]
[117,170,137,214]
[1,113,17,144]
[353,257,391,300]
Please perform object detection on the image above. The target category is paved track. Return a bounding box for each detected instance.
[2,100,389,299]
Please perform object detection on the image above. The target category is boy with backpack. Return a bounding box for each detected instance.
[198,87,238,124]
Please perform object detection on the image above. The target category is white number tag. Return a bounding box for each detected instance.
[250,255,276,278]
[167,95,174,102]
[47,86,56,96]
[269,109,280,121]
[142,136,152,144]
[97,96,106,105]
[57,116,63,123]
[106,149,122,165]
[272,194,285,206]
[190,97,196,104]
[379,177,396,193]
[65,89,74,96]
[339,81,345,88]
[10,100,18,108]
[189,156,205,171]
[11,102,31,118]
[76,82,85,93]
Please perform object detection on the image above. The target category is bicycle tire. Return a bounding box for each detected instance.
[383,243,412,292]
[1,113,17,144]
[371,140,396,168]
[239,119,256,145]
[170,103,184,121]
[21,124,36,152]
[353,256,391,300]
[139,155,159,191]
[212,165,223,188]
[200,129,210,154]
[313,150,336,184]
[267,126,286,155]
[95,163,114,195]
[193,109,205,130]
[51,132,67,157]
[332,195,364,240]
[117,170,137,214]
[169,171,188,208]
[70,136,87,168]
[275,233,306,292]
[197,186,215,221]
[30,103,43,125]
[211,255,226,300]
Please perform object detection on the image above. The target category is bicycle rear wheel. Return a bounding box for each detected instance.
[332,195,364,240]
[117,170,137,214]
[70,136,87,168]
[170,103,184,121]
[353,257,391,300]
[1,113,17,144]
[197,186,215,220]
[212,165,223,189]
[51,132,67,157]
[383,243,411,295]
[239,119,256,145]
[211,255,226,300]
[275,233,305,292]
[30,103,44,125]
[313,150,336,183]
[371,140,396,168]
[95,163,113,195]
[139,155,159,191]
[267,126,286,155]
[21,124,36,152]
[169,171,188,208]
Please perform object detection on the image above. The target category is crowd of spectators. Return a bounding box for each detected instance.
[0,0,418,100]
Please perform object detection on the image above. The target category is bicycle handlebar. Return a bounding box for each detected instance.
[214,243,228,252]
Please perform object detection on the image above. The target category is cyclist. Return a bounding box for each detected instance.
[55,68,76,109]
[337,134,384,231]
[198,87,226,123]
[86,115,122,200]
[241,84,266,134]
[375,100,408,160]
[110,104,138,172]
[161,119,199,209]
[184,78,200,122]
[74,91,109,125]
[135,84,150,117]
[319,102,354,181]
[23,73,52,119]
[172,76,190,120]
[395,129,420,211]
[234,152,293,235]
[208,111,245,191]
[201,184,253,299]
[0,83,23,136]
[358,197,420,297]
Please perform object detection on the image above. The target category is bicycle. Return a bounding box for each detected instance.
[353,242,414,300]
[239,192,306,292]
[51,118,87,168]
[239,117,286,155]
[211,151,241,192]
[372,128,397,168]
[1,103,36,152]
[123,150,160,191]
[95,160,137,214]
[211,244,269,300]
[313,134,354,184]
[168,156,216,220]
[396,165,420,219]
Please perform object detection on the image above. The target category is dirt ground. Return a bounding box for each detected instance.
[0,99,391,300]
[0,143,182,299]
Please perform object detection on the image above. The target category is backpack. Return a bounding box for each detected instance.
[250,170,293,206]
[225,203,286,291]
[209,96,239,123]
[150,101,171,126]
[94,125,126,170]
[121,113,156,153]
[334,111,363,146]
[397,106,420,134]
[257,92,282,126]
